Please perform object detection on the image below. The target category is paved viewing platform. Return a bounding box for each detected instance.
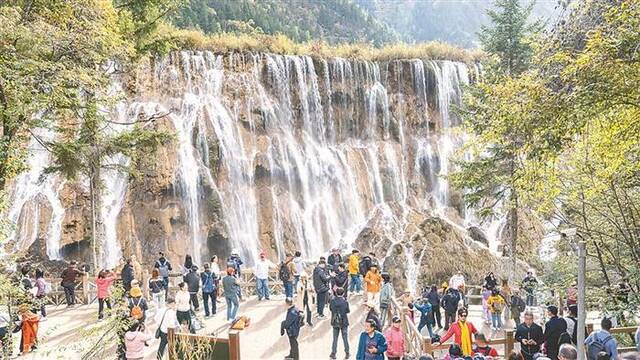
[20,290,586,360]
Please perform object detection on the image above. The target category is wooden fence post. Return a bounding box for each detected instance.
[82,274,89,304]
[142,269,150,300]
[423,336,433,356]
[167,328,175,360]
[229,330,241,360]
[505,328,514,356]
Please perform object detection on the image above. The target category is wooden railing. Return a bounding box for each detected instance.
[167,327,240,360]
[586,324,639,353]
[388,295,518,357]
[389,297,427,355]
[38,268,285,306]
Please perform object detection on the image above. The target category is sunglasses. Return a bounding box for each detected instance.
[459,314,468,317]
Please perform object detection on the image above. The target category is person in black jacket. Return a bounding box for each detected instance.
[281,298,301,360]
[121,259,134,293]
[484,272,498,291]
[183,266,200,311]
[358,255,372,277]
[544,305,567,360]
[329,288,350,359]
[327,248,343,272]
[313,259,331,318]
[331,263,349,296]
[426,284,443,329]
[441,288,460,330]
[515,311,544,360]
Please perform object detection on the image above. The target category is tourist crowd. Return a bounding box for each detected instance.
[3,249,640,360]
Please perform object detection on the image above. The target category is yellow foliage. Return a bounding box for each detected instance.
[159,24,482,63]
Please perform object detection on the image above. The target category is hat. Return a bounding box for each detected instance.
[392,315,401,323]
[130,286,143,298]
[231,249,239,255]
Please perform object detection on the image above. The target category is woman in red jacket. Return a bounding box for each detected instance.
[434,307,478,356]
[96,269,116,320]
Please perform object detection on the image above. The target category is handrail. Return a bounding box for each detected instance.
[388,295,518,357]
[38,269,284,305]
[389,297,425,355]
[586,324,639,353]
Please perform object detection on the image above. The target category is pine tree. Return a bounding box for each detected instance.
[479,0,541,76]
[46,96,170,270]
[452,0,541,276]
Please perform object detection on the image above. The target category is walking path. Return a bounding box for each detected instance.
[17,292,603,359]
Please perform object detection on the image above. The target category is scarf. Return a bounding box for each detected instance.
[459,320,472,356]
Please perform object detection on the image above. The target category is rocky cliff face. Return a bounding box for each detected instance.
[7,51,539,284]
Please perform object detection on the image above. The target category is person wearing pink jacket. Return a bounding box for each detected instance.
[384,316,405,360]
[124,322,153,360]
[96,269,115,320]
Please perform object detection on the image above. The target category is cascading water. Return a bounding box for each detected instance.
[9,52,508,283]
[7,127,64,260]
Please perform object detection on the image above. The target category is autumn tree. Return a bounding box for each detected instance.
[451,0,541,274]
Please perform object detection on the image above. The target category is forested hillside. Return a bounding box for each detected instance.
[170,0,559,49]
[356,0,561,48]
[172,0,399,45]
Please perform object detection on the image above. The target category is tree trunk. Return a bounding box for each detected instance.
[89,163,104,273]
[89,168,98,272]
[509,191,519,279]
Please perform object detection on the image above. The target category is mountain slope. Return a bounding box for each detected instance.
[357,0,561,48]
[172,0,399,46]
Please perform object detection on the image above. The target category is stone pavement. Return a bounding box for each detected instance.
[15,292,602,359]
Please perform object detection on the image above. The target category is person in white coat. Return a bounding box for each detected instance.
[254,251,276,300]
[156,298,180,359]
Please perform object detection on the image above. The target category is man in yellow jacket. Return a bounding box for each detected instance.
[364,264,383,309]
[348,250,362,294]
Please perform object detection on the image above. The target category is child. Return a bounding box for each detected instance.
[124,322,153,360]
[482,286,492,325]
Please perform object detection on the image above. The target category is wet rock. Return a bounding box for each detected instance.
[467,226,489,247]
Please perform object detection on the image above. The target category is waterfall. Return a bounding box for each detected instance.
[7,127,64,260]
[9,51,504,278]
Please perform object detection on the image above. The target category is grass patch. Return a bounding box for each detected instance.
[155,23,483,63]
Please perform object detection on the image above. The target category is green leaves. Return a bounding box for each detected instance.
[457,0,640,306]
[478,0,540,76]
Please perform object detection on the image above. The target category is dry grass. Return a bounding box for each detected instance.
[161,24,483,64]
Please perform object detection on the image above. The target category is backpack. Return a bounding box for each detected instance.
[331,310,345,328]
[358,258,370,276]
[565,317,576,338]
[129,297,144,320]
[156,260,170,278]
[587,333,613,360]
[297,310,305,329]
[202,272,215,293]
[43,281,52,295]
[516,297,526,312]
[279,261,291,282]
[231,316,251,330]
[558,330,574,346]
